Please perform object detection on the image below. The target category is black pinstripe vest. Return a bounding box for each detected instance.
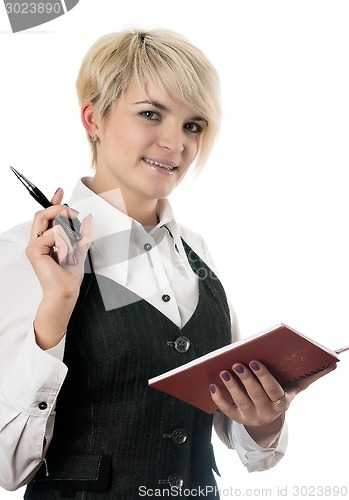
[25,240,232,499]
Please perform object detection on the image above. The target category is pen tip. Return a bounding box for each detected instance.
[10,166,21,177]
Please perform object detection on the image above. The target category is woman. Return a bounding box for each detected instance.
[0,28,333,499]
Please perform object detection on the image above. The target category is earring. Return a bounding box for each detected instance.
[91,135,98,144]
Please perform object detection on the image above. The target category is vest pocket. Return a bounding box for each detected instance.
[31,455,111,497]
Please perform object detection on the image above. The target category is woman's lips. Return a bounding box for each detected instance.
[142,157,179,174]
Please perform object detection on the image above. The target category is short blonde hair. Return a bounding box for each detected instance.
[76,28,221,168]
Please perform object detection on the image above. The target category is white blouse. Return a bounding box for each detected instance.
[0,178,287,491]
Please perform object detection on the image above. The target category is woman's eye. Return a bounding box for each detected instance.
[141,111,160,120]
[184,122,203,134]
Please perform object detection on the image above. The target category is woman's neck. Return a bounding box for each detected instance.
[88,178,159,227]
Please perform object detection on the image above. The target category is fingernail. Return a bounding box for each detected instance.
[69,208,80,214]
[221,371,231,381]
[73,253,77,265]
[54,187,61,195]
[249,361,260,371]
[209,384,216,394]
[233,364,244,374]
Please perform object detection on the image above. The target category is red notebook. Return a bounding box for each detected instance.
[148,323,343,414]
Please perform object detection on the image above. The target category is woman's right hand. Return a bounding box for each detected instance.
[25,188,93,350]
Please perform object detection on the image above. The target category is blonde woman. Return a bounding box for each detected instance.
[0,29,333,499]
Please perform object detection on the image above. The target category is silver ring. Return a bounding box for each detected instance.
[272,393,287,406]
[36,230,44,238]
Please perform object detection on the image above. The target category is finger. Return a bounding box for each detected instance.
[209,366,260,421]
[77,214,93,250]
[219,366,270,414]
[69,214,93,267]
[29,205,79,242]
[52,224,75,264]
[50,187,64,205]
[53,213,90,266]
[27,224,71,264]
[220,362,289,417]
[212,363,289,424]
[209,382,241,421]
[248,361,287,404]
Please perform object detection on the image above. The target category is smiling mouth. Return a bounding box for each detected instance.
[142,157,178,171]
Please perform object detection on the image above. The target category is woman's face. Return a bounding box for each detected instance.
[91,81,207,205]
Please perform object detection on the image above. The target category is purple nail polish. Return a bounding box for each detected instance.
[250,361,260,371]
[221,371,231,381]
[209,384,216,394]
[233,364,244,374]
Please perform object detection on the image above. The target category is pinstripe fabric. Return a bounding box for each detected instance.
[25,240,231,499]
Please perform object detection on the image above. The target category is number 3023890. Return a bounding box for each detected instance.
[5,2,63,14]
[292,485,348,497]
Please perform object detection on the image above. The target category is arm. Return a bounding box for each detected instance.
[0,190,92,490]
[179,227,288,469]
[0,227,67,490]
[216,413,288,472]
[202,232,336,467]
[211,301,289,471]
[212,358,335,472]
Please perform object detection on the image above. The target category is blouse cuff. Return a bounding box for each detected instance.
[1,326,68,416]
[228,419,288,471]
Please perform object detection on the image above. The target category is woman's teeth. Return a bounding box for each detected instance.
[143,158,176,171]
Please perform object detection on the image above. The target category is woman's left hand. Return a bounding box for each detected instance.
[210,360,336,445]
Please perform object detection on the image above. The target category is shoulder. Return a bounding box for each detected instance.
[178,223,206,255]
[178,222,240,339]
[177,223,216,270]
[0,220,32,246]
[0,221,41,319]
[0,221,32,270]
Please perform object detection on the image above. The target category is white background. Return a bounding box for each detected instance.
[0,1,348,498]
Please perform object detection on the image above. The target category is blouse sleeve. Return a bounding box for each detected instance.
[0,225,67,491]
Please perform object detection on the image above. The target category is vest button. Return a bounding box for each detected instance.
[172,428,188,445]
[144,243,152,251]
[38,402,48,410]
[162,427,188,444]
[174,336,190,353]
[162,294,171,302]
[168,473,184,489]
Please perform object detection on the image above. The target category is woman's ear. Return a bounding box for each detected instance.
[81,102,99,137]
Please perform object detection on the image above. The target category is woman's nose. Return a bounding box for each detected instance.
[157,123,185,152]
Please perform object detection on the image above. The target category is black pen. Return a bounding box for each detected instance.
[10,166,82,244]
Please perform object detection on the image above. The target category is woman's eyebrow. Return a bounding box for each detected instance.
[192,116,207,123]
[133,100,167,111]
